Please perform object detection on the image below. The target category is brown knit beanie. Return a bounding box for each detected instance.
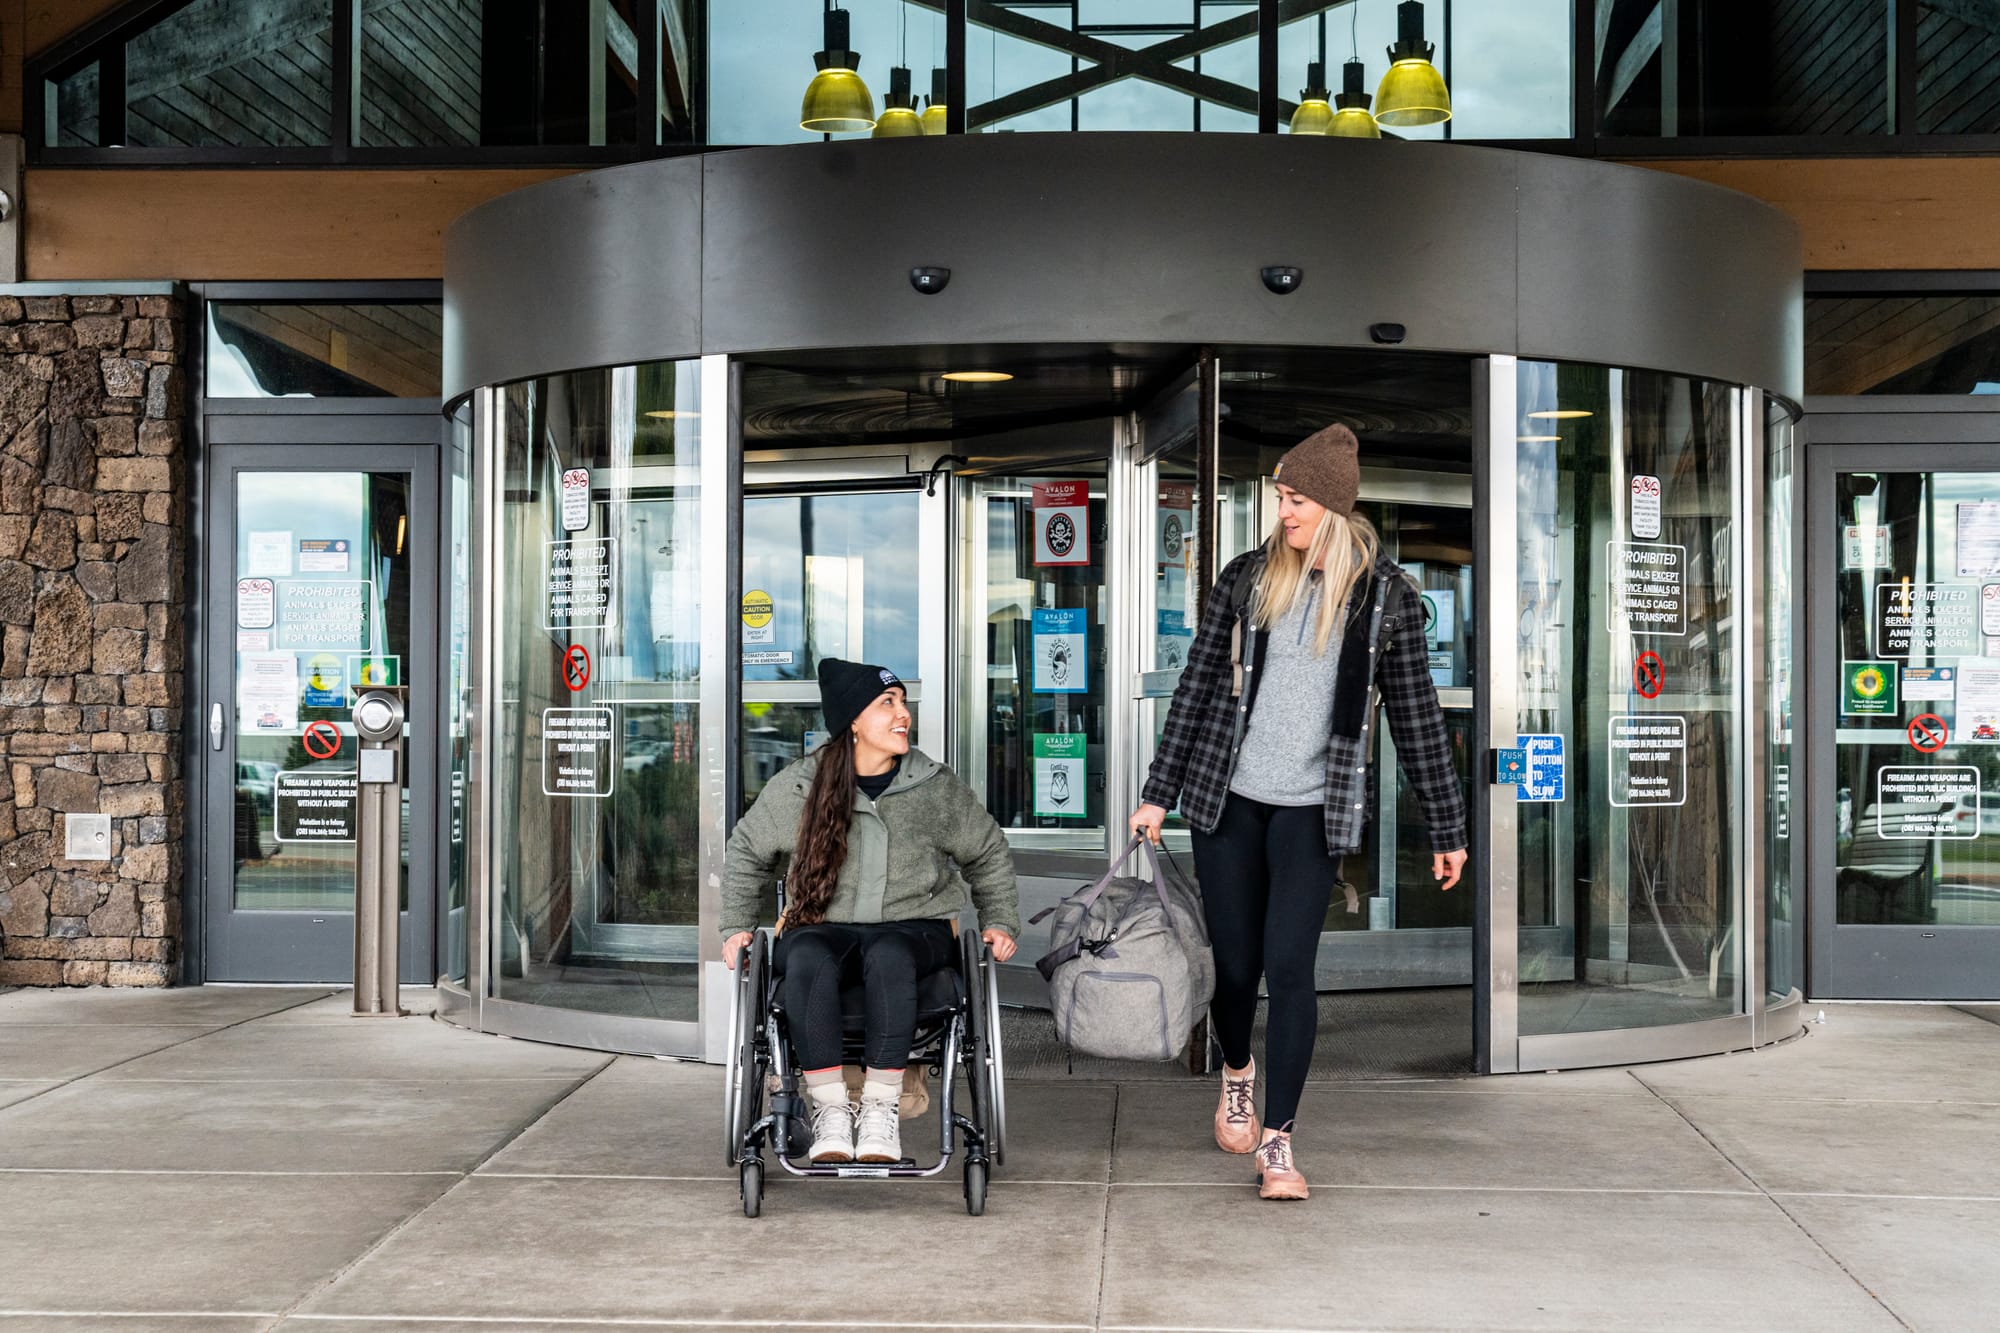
[1272,423,1361,516]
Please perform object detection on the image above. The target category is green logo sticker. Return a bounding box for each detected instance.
[1842,660,1898,716]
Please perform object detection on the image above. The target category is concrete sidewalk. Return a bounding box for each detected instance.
[1,989,1997,1332]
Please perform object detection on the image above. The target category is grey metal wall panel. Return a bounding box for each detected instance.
[442,158,704,402]
[442,137,1802,403]
[698,136,1519,359]
[1515,154,1804,401]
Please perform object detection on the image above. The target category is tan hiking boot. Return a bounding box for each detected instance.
[1214,1061,1258,1154]
[1256,1125,1309,1201]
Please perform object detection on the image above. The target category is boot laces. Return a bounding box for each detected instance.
[1259,1122,1296,1174]
[856,1095,899,1142]
[1223,1075,1255,1126]
[810,1097,853,1138]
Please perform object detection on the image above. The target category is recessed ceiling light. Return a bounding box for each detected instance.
[1517,434,1561,442]
[1525,409,1593,420]
[940,370,1013,383]
[644,409,701,419]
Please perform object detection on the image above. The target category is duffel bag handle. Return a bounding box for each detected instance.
[1028,834,1154,926]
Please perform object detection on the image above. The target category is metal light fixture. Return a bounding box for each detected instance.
[923,67,949,134]
[1329,58,1382,138]
[801,7,875,133]
[873,66,923,137]
[1289,61,1333,135]
[1374,0,1452,128]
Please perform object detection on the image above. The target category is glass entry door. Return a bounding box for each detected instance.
[202,439,439,982]
[1811,443,2000,998]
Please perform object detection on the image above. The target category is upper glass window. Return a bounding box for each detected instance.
[1807,294,2000,396]
[206,303,443,398]
[1916,0,2000,134]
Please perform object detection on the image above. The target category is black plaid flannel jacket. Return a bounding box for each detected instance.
[1141,547,1469,857]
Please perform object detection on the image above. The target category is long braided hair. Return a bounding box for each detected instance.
[784,730,858,927]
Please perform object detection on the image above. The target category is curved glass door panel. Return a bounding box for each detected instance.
[1513,360,1744,1034]
[491,362,703,1021]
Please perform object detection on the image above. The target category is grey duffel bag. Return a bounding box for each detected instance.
[1032,835,1215,1062]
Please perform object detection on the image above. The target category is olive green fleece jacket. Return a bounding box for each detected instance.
[719,747,1021,941]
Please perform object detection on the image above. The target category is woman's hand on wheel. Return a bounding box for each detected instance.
[1432,849,1467,891]
[721,931,754,970]
[1128,803,1167,845]
[982,928,1017,963]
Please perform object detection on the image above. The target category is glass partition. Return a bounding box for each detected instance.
[445,403,473,985]
[207,303,443,399]
[1514,360,1743,1034]
[490,362,703,1020]
[1765,402,1797,999]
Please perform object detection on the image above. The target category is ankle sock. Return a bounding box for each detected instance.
[804,1068,847,1105]
[861,1067,903,1103]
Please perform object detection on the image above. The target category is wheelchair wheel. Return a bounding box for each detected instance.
[975,942,1008,1166]
[963,1159,987,1217]
[723,932,768,1166]
[740,1157,764,1219]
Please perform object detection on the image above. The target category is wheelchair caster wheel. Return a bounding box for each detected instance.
[740,1158,764,1218]
[963,1159,987,1217]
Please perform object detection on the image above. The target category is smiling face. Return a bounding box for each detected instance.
[850,686,911,758]
[1275,483,1328,551]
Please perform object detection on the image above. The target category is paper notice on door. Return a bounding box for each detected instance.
[1032,733,1088,820]
[296,538,350,572]
[1032,608,1088,693]
[246,531,292,577]
[236,577,274,629]
[1983,583,2000,635]
[238,651,299,733]
[1958,502,2000,578]
[561,468,591,532]
[1629,475,1661,540]
[1956,659,2000,743]
[1902,666,1956,702]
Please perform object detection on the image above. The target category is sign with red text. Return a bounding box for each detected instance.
[1032,482,1090,566]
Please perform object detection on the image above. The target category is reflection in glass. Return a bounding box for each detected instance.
[207,304,443,399]
[1596,0,1887,137]
[1916,2,2000,134]
[1765,403,1796,998]
[956,468,1109,851]
[125,0,336,148]
[493,364,702,1019]
[1515,361,1742,1033]
[1832,470,2000,927]
[1806,294,2000,396]
[710,0,945,144]
[446,406,473,983]
[232,471,412,914]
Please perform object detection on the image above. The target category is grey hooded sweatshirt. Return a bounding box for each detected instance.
[719,747,1020,941]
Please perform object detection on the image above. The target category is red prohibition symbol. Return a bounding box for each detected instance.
[301,719,342,761]
[1634,651,1665,700]
[1908,713,1949,753]
[563,643,592,692]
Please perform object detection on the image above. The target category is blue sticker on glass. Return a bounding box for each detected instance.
[1515,734,1565,802]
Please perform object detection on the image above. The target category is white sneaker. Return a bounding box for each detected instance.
[807,1094,856,1163]
[854,1094,902,1163]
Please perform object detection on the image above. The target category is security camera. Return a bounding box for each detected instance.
[910,266,951,295]
[1260,266,1303,295]
[1369,322,1407,344]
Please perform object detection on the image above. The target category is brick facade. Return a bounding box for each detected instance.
[0,292,186,986]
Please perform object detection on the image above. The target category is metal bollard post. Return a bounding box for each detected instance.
[352,690,408,1017]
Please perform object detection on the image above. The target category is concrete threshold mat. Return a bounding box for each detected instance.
[98,1015,613,1082]
[0,985,337,1026]
[1107,1082,1754,1193]
[1098,1186,1902,1332]
[300,1175,1107,1327]
[1663,1094,2000,1198]
[0,1074,589,1174]
[0,1172,454,1314]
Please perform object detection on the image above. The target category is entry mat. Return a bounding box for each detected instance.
[1003,986,1475,1082]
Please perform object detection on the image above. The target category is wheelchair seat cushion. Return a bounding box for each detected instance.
[839,965,964,1034]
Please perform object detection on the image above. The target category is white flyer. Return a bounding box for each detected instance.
[246,530,292,577]
[561,468,591,533]
[1629,475,1661,540]
[1842,525,1890,571]
[238,651,299,733]
[1983,583,2000,636]
[1956,658,2000,743]
[235,577,275,629]
[1958,502,2000,578]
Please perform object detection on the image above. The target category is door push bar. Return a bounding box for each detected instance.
[352,689,408,1018]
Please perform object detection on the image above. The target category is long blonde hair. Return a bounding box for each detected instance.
[1250,509,1381,657]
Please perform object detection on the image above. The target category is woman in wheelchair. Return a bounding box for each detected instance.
[721,657,1019,1167]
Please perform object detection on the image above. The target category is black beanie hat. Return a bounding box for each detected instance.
[817,657,904,739]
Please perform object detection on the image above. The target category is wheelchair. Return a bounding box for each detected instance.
[723,919,1008,1217]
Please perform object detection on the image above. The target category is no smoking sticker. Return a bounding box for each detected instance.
[1908,713,1949,752]
[563,643,592,692]
[1634,651,1664,699]
[302,719,343,761]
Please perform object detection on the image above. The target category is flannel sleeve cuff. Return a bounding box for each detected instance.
[1428,825,1468,854]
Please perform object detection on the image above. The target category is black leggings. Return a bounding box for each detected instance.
[773,919,959,1072]
[1191,794,1338,1128]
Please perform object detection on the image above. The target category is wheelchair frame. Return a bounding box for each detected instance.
[722,925,1008,1217]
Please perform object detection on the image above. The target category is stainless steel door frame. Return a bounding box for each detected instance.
[1804,420,2000,999]
[199,431,441,983]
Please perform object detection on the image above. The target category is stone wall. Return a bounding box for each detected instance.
[0,292,186,986]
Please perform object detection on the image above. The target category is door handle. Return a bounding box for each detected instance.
[210,702,224,751]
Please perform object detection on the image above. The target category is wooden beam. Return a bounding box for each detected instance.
[24,166,574,278]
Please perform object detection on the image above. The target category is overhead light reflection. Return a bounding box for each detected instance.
[941,370,1013,383]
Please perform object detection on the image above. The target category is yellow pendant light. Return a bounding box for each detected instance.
[873,66,923,137]
[922,67,949,134]
[801,7,875,133]
[1288,61,1334,135]
[1328,58,1382,138]
[1374,0,1452,128]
